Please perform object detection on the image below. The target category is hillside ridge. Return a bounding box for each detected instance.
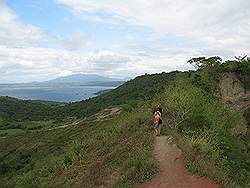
[137,136,218,188]
[219,72,250,111]
[0,57,249,187]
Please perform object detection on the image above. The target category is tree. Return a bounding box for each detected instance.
[234,55,247,62]
[188,56,222,69]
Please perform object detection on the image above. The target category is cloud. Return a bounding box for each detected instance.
[88,50,131,70]
[0,1,46,47]
[0,43,195,83]
[55,0,250,56]
[60,32,94,50]
[1,0,249,83]
[0,45,134,82]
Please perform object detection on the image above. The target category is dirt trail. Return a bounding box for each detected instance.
[46,119,84,131]
[137,136,219,188]
[93,107,122,121]
[45,107,122,131]
[0,107,122,139]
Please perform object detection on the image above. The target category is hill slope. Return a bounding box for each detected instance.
[0,57,249,187]
[0,71,178,124]
[47,73,119,83]
[56,71,178,118]
[0,108,157,187]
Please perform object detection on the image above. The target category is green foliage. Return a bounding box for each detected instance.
[159,74,249,186]
[54,71,177,119]
[0,96,59,126]
[0,110,157,187]
[0,71,177,130]
[187,56,248,93]
[0,56,249,187]
[191,69,221,93]
[63,154,72,167]
[122,151,157,184]
[188,56,222,69]
[222,58,250,89]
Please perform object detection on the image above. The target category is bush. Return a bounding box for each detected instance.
[158,74,248,186]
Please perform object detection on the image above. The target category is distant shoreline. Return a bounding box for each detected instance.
[0,81,124,88]
[94,89,113,96]
[0,86,116,103]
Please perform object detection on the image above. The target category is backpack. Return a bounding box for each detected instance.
[159,118,162,124]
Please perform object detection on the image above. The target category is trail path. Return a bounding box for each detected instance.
[46,119,84,131]
[0,107,122,139]
[45,107,122,131]
[137,136,219,188]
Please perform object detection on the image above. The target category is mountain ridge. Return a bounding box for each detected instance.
[0,57,249,187]
[46,73,123,84]
[0,73,125,87]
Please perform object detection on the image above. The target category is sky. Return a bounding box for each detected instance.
[0,0,249,83]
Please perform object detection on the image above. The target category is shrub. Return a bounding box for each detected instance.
[158,74,248,186]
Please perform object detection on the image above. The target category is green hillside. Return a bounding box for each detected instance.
[0,97,62,130]
[0,71,177,124]
[0,57,249,187]
[0,109,157,187]
[56,71,178,118]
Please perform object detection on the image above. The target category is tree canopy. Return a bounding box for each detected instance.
[188,56,222,69]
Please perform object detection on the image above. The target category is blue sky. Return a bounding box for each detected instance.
[6,0,156,51]
[0,0,249,82]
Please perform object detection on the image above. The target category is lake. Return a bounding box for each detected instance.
[0,86,115,102]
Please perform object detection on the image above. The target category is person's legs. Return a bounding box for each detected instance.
[154,127,158,135]
[157,128,160,136]
[158,124,161,136]
[156,123,160,136]
[154,122,159,136]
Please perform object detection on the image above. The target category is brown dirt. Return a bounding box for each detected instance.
[94,107,122,120]
[136,136,219,188]
[46,119,84,131]
[45,107,122,131]
[100,170,120,188]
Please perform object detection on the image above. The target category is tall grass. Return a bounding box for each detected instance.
[0,109,157,187]
[156,74,249,186]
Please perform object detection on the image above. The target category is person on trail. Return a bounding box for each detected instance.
[156,104,162,114]
[153,105,163,136]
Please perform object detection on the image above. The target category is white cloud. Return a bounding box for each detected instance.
[1,0,249,83]
[0,1,46,47]
[0,44,196,83]
[0,45,135,82]
[55,0,250,56]
[125,34,135,40]
[60,32,94,50]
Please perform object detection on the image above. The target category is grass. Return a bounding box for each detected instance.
[162,126,231,186]
[1,58,249,187]
[0,129,25,137]
[0,108,158,187]
[157,75,249,187]
[0,118,78,138]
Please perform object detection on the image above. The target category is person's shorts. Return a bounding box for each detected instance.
[154,122,161,129]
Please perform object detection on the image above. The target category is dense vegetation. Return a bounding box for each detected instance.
[155,57,250,186]
[0,56,249,187]
[0,71,177,125]
[156,75,249,186]
[0,109,157,187]
[57,71,177,118]
[0,97,62,130]
[224,57,250,90]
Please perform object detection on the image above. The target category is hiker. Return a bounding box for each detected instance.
[153,105,162,136]
[156,104,162,114]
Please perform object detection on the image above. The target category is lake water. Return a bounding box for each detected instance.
[0,86,114,102]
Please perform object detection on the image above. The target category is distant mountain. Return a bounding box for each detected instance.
[47,74,121,84]
[0,74,125,88]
